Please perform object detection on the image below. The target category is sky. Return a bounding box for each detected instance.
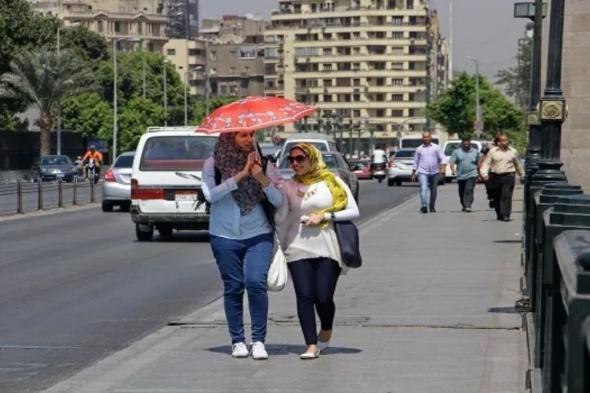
[200,0,529,81]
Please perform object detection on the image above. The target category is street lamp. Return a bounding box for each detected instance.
[163,59,168,127]
[113,37,141,159]
[467,56,482,136]
[55,14,81,156]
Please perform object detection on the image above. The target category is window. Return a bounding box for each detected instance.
[392,94,404,101]
[140,136,218,171]
[392,79,403,86]
[137,22,143,34]
[392,62,404,70]
[323,95,333,102]
[167,48,176,56]
[392,16,403,25]
[114,21,121,33]
[324,79,333,87]
[97,20,104,33]
[392,31,404,39]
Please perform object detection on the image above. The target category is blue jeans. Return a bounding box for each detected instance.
[418,173,439,209]
[210,233,273,344]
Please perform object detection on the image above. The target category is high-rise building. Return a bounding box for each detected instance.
[167,0,199,39]
[264,0,448,150]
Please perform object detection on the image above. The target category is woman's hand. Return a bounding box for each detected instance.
[302,213,325,227]
[234,152,258,183]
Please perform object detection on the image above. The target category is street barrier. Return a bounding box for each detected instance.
[533,194,590,369]
[541,230,590,393]
[0,179,102,216]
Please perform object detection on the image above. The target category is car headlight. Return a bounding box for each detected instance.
[41,168,48,173]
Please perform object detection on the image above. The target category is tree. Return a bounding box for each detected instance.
[191,96,239,125]
[58,27,109,64]
[61,92,113,139]
[496,36,532,109]
[116,97,165,152]
[427,72,523,141]
[0,48,95,154]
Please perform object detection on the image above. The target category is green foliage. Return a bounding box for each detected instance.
[59,27,109,64]
[496,36,532,109]
[62,92,112,139]
[117,97,165,152]
[427,72,524,143]
[0,48,96,153]
[192,96,239,125]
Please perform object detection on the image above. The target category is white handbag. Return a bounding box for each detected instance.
[267,238,288,291]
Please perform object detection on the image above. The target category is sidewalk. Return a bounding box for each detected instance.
[44,185,527,393]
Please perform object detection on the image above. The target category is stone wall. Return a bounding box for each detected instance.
[561,0,590,190]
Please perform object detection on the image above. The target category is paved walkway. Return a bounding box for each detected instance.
[43,184,527,393]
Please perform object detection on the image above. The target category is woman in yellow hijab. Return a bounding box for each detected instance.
[275,143,360,359]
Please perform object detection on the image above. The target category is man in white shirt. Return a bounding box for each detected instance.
[370,145,387,172]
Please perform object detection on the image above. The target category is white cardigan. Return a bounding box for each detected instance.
[275,177,360,268]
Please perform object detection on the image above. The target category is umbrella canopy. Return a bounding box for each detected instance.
[196,96,316,134]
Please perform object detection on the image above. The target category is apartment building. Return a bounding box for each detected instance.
[264,0,448,149]
[163,39,207,98]
[30,0,169,52]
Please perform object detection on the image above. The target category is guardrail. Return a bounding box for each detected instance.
[0,179,102,216]
[541,230,590,393]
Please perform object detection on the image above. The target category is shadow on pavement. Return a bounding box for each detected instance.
[206,344,362,356]
[487,306,517,314]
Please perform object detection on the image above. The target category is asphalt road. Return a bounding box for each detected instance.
[0,179,417,392]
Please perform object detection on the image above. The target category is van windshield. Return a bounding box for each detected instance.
[401,138,439,149]
[444,142,477,156]
[140,136,217,171]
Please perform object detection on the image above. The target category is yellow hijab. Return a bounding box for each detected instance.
[291,143,348,226]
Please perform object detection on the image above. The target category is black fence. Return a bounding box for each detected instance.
[0,179,102,216]
[521,173,590,392]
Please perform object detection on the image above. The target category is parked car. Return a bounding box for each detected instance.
[349,159,372,180]
[278,133,338,167]
[130,127,218,241]
[101,151,135,212]
[32,155,78,182]
[258,142,282,164]
[277,151,359,202]
[386,148,416,187]
[443,140,487,182]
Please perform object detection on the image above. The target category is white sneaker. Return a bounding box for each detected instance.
[231,342,249,358]
[250,341,269,360]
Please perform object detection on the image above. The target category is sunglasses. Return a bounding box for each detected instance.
[288,155,307,164]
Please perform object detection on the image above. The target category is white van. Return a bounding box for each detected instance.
[130,127,218,241]
[278,133,338,166]
[443,139,487,182]
[399,134,440,149]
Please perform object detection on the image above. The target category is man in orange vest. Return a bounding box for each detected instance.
[82,145,103,180]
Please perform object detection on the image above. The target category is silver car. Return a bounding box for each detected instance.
[102,151,135,212]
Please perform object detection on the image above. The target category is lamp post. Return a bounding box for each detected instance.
[467,56,482,136]
[112,37,141,159]
[163,59,168,127]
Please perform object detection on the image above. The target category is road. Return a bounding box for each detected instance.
[0,180,417,392]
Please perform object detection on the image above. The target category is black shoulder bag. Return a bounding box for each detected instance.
[333,219,362,268]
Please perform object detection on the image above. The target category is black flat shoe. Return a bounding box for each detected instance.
[421,207,428,213]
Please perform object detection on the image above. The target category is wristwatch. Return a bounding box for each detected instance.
[330,212,336,221]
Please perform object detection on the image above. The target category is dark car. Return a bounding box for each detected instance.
[33,155,78,182]
[277,151,359,202]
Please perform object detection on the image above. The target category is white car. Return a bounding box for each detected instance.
[101,151,135,212]
[386,148,416,187]
[277,133,338,167]
[130,127,218,241]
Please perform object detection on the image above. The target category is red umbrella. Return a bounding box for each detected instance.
[196,96,316,134]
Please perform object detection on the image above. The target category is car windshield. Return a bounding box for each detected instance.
[322,154,340,169]
[395,150,415,158]
[41,156,72,165]
[349,162,366,171]
[114,155,134,168]
[140,136,217,171]
[283,141,328,154]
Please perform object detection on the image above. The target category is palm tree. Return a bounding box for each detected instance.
[0,49,95,154]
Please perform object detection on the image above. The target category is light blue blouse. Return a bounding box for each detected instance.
[201,156,283,240]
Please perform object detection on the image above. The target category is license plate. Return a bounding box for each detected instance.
[175,191,197,201]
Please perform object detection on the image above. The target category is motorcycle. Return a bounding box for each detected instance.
[87,158,100,184]
[371,162,386,183]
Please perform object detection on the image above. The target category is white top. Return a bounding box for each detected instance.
[275,177,360,268]
[371,149,387,164]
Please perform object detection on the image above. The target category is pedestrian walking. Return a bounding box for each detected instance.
[411,131,446,213]
[478,142,496,208]
[450,137,479,212]
[202,131,283,360]
[275,143,359,359]
[480,132,524,222]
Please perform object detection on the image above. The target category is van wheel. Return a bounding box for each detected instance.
[136,224,154,241]
[102,201,113,212]
[157,225,173,238]
[387,178,394,187]
[120,202,131,212]
[396,180,402,186]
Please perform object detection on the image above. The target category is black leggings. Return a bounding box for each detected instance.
[288,257,341,345]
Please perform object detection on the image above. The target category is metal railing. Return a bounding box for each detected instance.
[0,179,102,216]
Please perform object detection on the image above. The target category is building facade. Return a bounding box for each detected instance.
[264,0,448,149]
[163,39,207,98]
[30,0,169,52]
[555,0,590,191]
[167,0,199,39]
